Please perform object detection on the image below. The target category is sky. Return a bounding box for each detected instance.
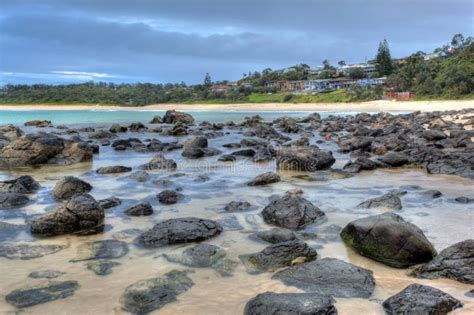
[0,0,473,85]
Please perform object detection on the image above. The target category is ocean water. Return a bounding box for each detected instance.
[0,109,408,125]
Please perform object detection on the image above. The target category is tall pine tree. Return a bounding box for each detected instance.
[375,39,393,76]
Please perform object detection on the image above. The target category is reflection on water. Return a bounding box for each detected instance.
[0,118,473,314]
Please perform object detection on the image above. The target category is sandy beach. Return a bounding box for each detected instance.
[1,100,473,112]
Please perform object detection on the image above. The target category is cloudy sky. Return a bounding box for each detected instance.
[0,0,472,85]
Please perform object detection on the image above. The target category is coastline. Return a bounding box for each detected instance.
[0,100,473,112]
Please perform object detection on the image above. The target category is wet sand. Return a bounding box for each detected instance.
[1,99,473,112]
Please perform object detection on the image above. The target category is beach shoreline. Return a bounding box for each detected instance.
[0,100,473,112]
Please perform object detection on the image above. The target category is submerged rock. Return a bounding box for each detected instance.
[249,228,297,244]
[135,217,223,248]
[52,176,92,200]
[273,258,375,298]
[276,147,335,171]
[157,190,183,204]
[0,175,39,194]
[6,281,80,308]
[98,197,122,209]
[86,260,121,276]
[0,243,66,260]
[357,191,403,210]
[224,201,252,212]
[244,292,337,315]
[96,165,132,174]
[261,193,325,230]
[0,221,26,240]
[28,270,65,279]
[382,284,462,315]
[120,270,194,314]
[247,172,281,186]
[410,239,474,284]
[71,239,128,262]
[164,243,226,268]
[340,212,436,268]
[0,192,29,209]
[124,202,154,216]
[31,194,104,236]
[240,240,317,274]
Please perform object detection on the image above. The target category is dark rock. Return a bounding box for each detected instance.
[261,193,325,230]
[249,228,297,244]
[141,155,177,170]
[135,217,223,248]
[150,115,162,124]
[276,147,335,171]
[162,110,195,124]
[0,192,29,209]
[224,201,251,212]
[96,165,132,174]
[158,190,183,204]
[31,194,104,236]
[71,239,128,262]
[422,130,447,141]
[184,136,208,148]
[410,239,474,284]
[86,260,121,276]
[24,120,52,127]
[244,292,337,315]
[273,258,375,298]
[357,191,403,210]
[247,172,280,186]
[52,176,92,200]
[129,122,148,132]
[28,270,65,279]
[231,149,256,157]
[0,176,39,194]
[382,284,462,315]
[5,281,79,308]
[340,212,436,268]
[124,202,154,216]
[0,133,93,168]
[343,157,379,173]
[0,243,66,260]
[109,124,127,133]
[240,240,317,274]
[98,197,122,209]
[378,152,409,167]
[120,270,194,314]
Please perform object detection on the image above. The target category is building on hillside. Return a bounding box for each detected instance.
[211,84,231,93]
[264,77,386,93]
[338,63,377,77]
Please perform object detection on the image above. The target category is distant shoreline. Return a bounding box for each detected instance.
[0,100,473,112]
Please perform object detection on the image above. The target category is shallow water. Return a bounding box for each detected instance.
[0,109,411,126]
[0,113,473,314]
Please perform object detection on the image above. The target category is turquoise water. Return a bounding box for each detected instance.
[0,109,406,125]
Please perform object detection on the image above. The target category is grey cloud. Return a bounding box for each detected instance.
[0,0,472,84]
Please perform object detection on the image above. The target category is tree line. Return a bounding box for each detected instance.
[0,34,472,105]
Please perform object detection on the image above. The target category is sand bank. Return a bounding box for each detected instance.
[0,100,473,112]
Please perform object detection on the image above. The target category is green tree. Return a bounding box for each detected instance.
[375,39,394,76]
[203,73,212,86]
[338,60,346,67]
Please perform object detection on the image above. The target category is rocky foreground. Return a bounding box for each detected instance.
[0,109,473,314]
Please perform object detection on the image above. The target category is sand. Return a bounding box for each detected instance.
[0,100,473,112]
